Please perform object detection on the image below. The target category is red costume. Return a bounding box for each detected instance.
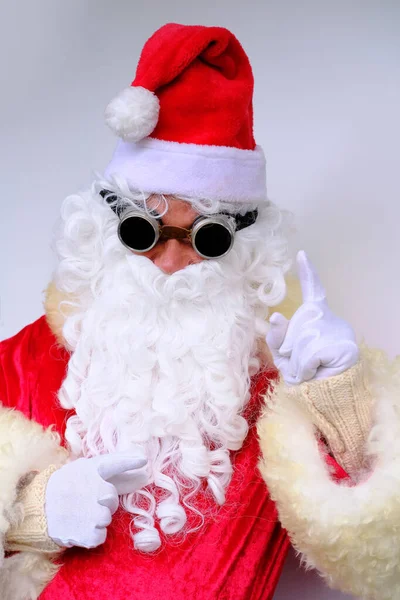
[1,317,292,599]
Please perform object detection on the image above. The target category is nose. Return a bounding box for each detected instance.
[152,239,199,274]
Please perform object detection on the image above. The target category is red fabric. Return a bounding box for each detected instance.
[0,317,290,600]
[132,23,255,149]
[326,453,348,481]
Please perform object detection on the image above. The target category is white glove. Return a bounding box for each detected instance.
[267,251,359,385]
[45,451,148,549]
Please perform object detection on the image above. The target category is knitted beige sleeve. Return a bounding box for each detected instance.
[6,465,63,554]
[284,362,372,477]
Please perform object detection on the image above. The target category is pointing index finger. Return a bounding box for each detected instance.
[296,250,326,304]
[94,453,147,482]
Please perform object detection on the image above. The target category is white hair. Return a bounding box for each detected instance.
[93,172,260,217]
[54,177,291,552]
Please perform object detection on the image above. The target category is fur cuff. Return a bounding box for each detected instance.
[0,405,67,599]
[257,348,400,600]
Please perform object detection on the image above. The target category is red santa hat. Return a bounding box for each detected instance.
[104,23,266,206]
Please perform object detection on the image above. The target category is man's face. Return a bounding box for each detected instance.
[134,198,204,274]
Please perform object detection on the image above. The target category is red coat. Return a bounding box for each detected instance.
[0,316,292,600]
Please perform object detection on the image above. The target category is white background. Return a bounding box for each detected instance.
[1,1,399,598]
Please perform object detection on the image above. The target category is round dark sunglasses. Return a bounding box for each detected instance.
[100,190,258,260]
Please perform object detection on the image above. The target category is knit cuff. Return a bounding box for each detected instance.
[6,465,63,554]
[285,361,372,477]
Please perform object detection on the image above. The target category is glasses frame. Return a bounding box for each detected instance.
[100,190,258,260]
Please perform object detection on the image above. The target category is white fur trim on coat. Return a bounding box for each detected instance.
[0,405,67,599]
[258,348,400,600]
[104,138,267,206]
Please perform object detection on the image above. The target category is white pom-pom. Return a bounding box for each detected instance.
[105,86,160,143]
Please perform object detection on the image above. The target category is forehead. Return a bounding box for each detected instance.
[147,195,200,226]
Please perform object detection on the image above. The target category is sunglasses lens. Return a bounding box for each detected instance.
[194,222,233,258]
[119,215,157,252]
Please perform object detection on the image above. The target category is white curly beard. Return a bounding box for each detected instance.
[54,184,290,551]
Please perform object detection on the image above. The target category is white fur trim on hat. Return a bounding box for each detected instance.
[104,138,267,205]
[105,87,160,143]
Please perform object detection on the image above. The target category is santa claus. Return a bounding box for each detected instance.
[1,22,399,600]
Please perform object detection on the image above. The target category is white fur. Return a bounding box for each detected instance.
[104,138,267,205]
[0,553,59,600]
[105,86,160,143]
[258,348,400,600]
[0,405,67,599]
[53,181,291,552]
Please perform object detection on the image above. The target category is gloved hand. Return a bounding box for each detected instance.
[45,451,148,549]
[267,251,359,385]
